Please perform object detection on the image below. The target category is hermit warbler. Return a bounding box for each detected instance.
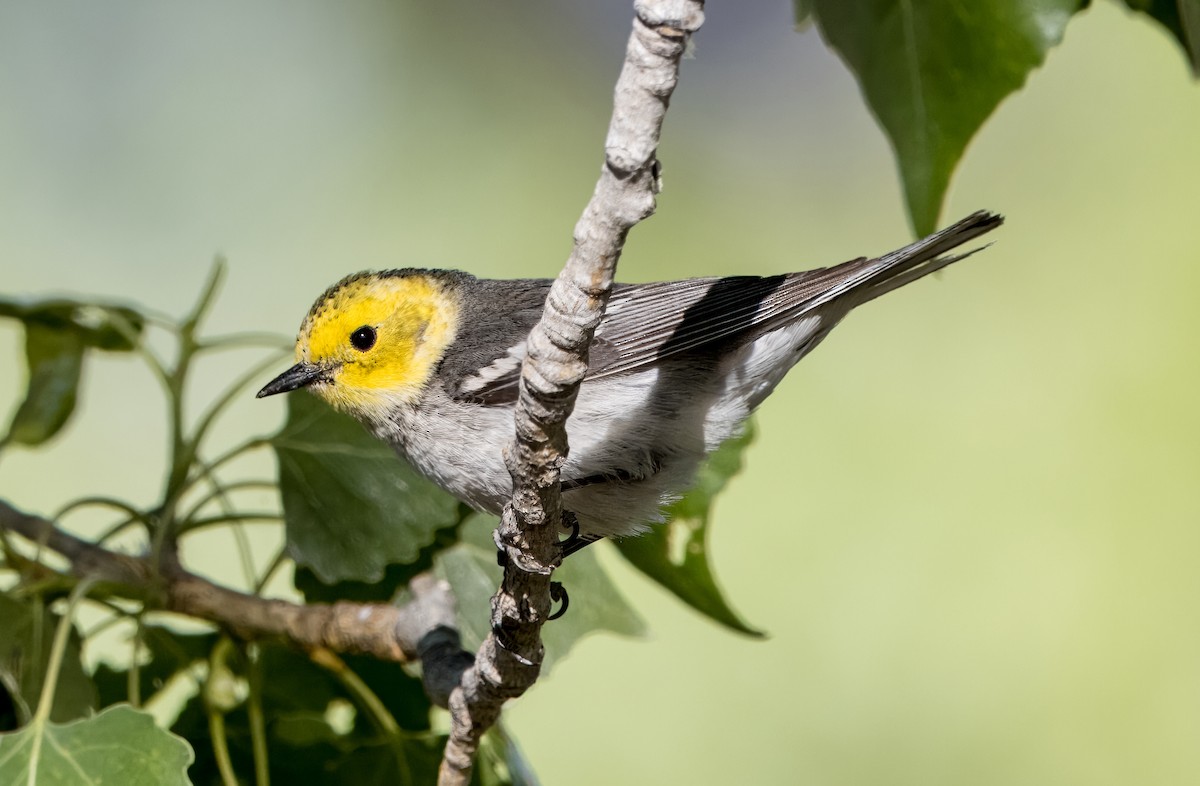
[259,211,1001,548]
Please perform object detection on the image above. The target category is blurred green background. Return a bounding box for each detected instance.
[2,1,1198,784]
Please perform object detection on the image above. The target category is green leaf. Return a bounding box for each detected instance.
[0,704,194,785]
[271,393,462,583]
[93,626,217,709]
[1119,0,1200,74]
[3,324,85,447]
[436,513,644,672]
[294,509,468,604]
[0,297,145,351]
[0,296,146,447]
[340,655,434,734]
[245,642,431,733]
[321,737,447,786]
[809,0,1082,234]
[614,424,764,637]
[0,595,96,726]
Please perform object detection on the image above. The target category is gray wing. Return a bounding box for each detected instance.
[446,210,1002,405]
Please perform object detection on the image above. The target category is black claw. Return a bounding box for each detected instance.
[547,581,569,621]
[494,528,508,567]
[558,514,603,560]
[557,513,581,552]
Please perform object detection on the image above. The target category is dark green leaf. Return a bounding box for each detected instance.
[615,424,764,637]
[0,704,194,785]
[93,626,218,709]
[255,640,341,715]
[0,595,97,725]
[295,508,469,604]
[1119,0,1200,74]
[253,643,430,734]
[1,296,147,447]
[272,393,462,583]
[341,654,432,734]
[3,324,85,447]
[321,737,446,786]
[436,513,644,672]
[809,0,1082,234]
[0,297,145,351]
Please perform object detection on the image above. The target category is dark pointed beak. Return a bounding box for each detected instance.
[257,362,330,398]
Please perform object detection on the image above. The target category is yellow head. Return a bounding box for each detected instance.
[258,270,461,423]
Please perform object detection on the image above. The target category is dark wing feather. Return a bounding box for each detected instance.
[446,211,1002,404]
[439,278,550,405]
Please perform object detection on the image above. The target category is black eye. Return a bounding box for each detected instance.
[350,325,377,351]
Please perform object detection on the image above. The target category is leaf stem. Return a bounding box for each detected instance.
[246,644,271,786]
[204,634,241,786]
[206,708,238,786]
[109,311,173,393]
[182,347,292,476]
[253,546,289,594]
[128,617,144,707]
[309,647,401,739]
[82,608,132,639]
[229,517,258,593]
[52,497,155,548]
[157,259,228,558]
[179,480,279,527]
[52,496,149,526]
[31,578,95,725]
[179,470,268,590]
[97,515,148,545]
[182,258,227,337]
[179,437,271,497]
[176,512,281,536]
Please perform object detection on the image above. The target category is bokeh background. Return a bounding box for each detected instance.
[2,1,1198,784]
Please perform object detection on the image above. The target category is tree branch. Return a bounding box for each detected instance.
[0,499,472,707]
[438,2,706,783]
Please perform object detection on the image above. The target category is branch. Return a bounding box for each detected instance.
[438,1,705,782]
[0,499,473,708]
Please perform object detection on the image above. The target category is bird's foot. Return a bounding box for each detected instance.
[548,581,569,621]
[490,518,577,621]
[556,512,582,560]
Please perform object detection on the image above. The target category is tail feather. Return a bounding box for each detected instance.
[834,211,1004,309]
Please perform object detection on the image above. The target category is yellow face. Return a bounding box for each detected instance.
[260,272,460,423]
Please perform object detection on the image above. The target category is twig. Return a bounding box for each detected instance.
[437,2,705,782]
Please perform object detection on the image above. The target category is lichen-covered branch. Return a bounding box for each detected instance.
[437,2,706,783]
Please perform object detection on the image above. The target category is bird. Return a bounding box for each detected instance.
[258,211,1002,554]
